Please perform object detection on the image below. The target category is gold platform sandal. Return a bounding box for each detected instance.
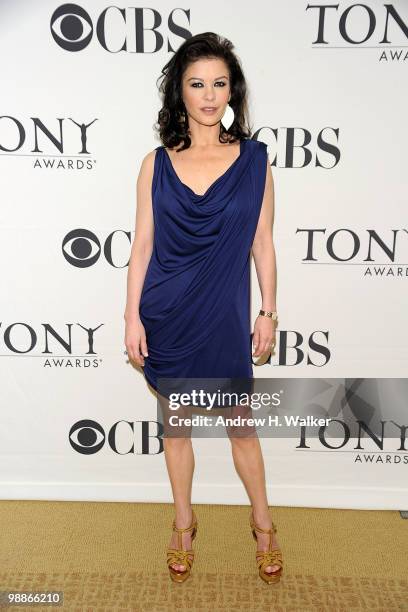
[166,510,198,583]
[249,510,283,584]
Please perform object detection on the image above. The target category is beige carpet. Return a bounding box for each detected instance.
[0,501,407,611]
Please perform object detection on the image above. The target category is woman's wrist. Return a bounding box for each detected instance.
[261,304,276,312]
[259,308,277,316]
[258,308,278,326]
[124,311,141,324]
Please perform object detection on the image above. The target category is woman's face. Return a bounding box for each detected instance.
[181,57,231,128]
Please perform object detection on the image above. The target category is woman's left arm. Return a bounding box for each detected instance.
[251,159,278,358]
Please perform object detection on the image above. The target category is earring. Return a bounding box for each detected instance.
[221,103,234,130]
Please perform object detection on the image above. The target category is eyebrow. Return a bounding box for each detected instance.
[186,75,229,81]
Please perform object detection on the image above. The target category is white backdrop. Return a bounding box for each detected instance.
[1,0,407,509]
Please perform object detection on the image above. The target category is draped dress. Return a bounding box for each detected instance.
[139,138,268,397]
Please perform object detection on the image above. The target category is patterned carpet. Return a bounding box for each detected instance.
[0,571,407,611]
[0,502,407,611]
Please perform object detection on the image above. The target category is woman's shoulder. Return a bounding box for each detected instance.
[245,139,268,163]
[142,145,163,166]
[141,147,159,162]
[245,138,267,149]
[138,147,161,183]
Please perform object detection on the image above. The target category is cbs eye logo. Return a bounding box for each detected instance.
[62,229,131,268]
[51,4,93,52]
[69,419,105,454]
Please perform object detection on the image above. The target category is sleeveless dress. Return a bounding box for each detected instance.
[139,138,268,395]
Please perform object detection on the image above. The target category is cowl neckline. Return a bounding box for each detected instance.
[162,138,245,202]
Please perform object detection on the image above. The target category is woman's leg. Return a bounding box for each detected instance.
[228,433,281,573]
[163,436,195,572]
[157,389,196,573]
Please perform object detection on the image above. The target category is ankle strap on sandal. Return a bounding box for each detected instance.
[250,513,277,534]
[172,511,197,533]
[172,521,196,534]
[253,525,272,535]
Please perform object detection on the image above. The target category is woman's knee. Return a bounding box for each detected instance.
[227,430,258,446]
[163,435,192,449]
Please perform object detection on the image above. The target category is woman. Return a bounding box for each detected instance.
[124,32,282,584]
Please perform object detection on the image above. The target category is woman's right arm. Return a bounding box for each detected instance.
[124,149,156,367]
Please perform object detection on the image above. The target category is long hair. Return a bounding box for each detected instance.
[154,32,252,150]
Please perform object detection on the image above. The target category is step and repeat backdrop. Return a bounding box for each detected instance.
[1,1,407,509]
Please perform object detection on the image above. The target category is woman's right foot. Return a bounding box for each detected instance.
[252,518,281,574]
[168,509,194,572]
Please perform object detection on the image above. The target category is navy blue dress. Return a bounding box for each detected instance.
[139,138,268,393]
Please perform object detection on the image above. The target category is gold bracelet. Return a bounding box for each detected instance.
[259,309,278,321]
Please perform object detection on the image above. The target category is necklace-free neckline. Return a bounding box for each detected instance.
[163,139,244,198]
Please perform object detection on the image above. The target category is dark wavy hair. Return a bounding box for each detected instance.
[154,32,252,151]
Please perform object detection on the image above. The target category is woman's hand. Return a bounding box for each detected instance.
[124,317,148,367]
[252,315,276,358]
